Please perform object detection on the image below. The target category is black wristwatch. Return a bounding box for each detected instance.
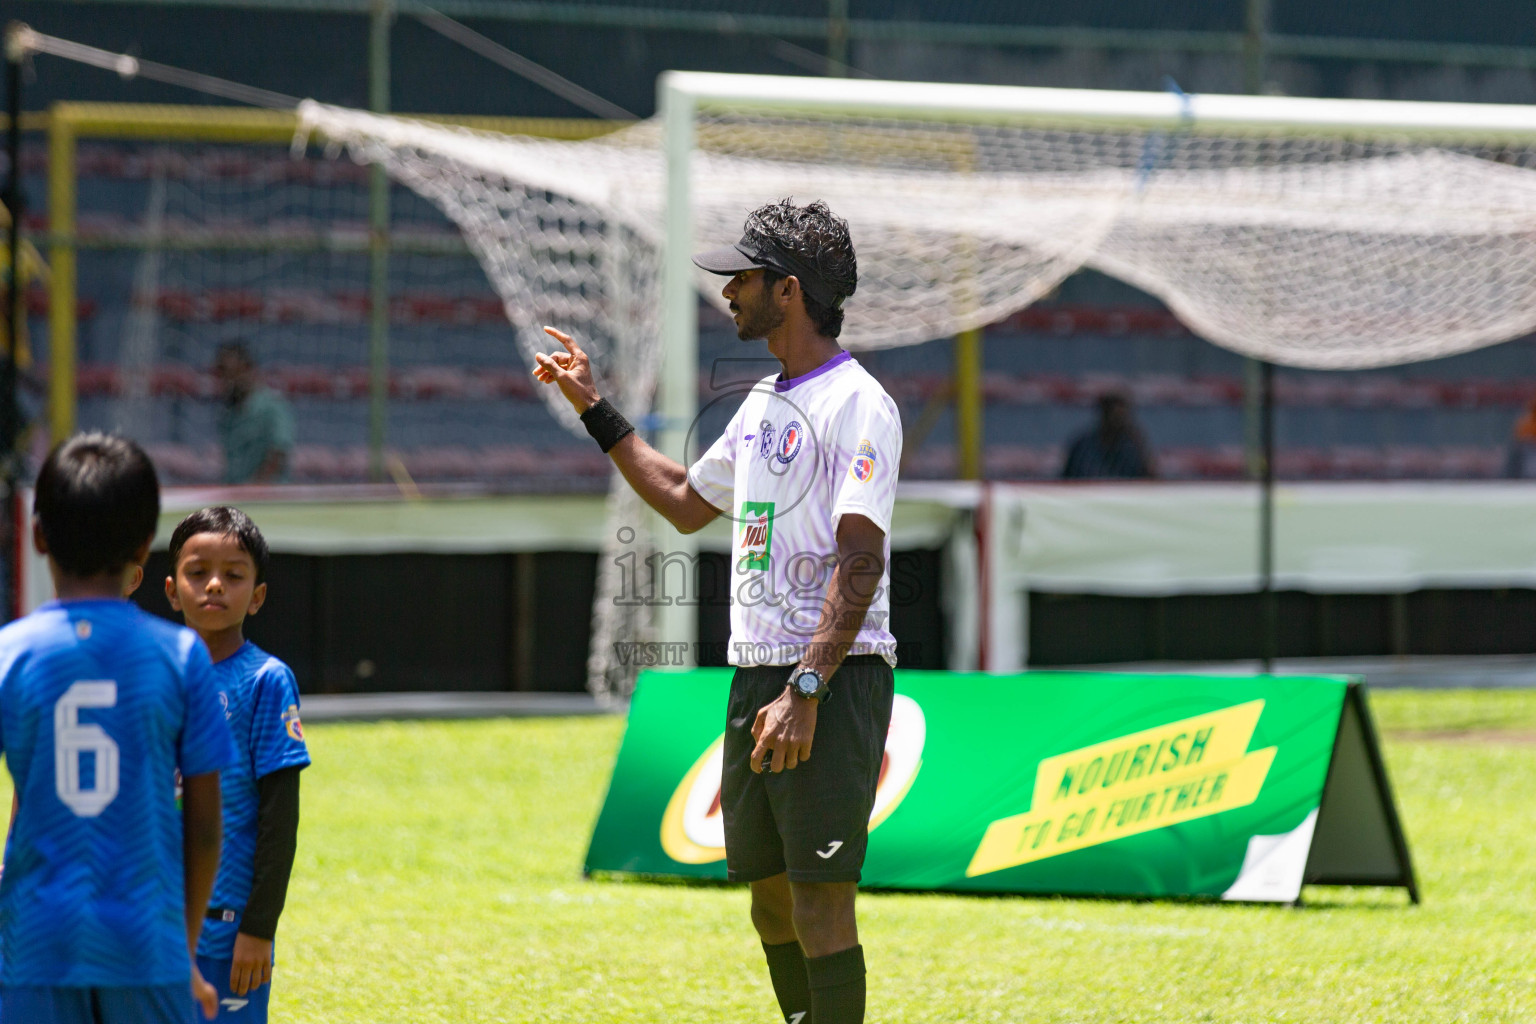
[788,666,830,703]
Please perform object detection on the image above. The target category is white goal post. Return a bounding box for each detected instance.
[302,73,1536,692]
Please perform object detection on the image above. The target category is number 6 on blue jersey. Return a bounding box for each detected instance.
[54,680,120,817]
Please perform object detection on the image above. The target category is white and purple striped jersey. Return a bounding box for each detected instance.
[688,351,903,667]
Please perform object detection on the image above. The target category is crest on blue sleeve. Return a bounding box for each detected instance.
[282,704,305,742]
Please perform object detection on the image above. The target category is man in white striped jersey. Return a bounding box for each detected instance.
[538,198,902,1024]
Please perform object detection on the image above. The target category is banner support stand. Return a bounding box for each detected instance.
[1302,681,1420,903]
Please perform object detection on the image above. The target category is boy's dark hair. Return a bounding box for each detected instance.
[35,433,161,579]
[745,199,857,339]
[168,506,271,585]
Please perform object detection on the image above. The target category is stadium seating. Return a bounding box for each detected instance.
[28,140,1536,484]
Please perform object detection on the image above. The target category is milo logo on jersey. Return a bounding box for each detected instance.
[738,501,775,572]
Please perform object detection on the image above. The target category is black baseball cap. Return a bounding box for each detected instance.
[693,235,847,309]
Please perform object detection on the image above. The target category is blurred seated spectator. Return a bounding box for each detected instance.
[215,341,294,484]
[1061,392,1157,479]
[1506,396,1536,479]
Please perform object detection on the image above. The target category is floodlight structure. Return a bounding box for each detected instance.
[301,73,1536,692]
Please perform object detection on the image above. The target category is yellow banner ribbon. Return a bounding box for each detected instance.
[967,700,1276,877]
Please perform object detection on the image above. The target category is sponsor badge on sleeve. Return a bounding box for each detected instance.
[282,703,306,742]
[850,439,877,483]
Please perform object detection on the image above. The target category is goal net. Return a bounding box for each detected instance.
[50,105,617,488]
[297,74,1536,696]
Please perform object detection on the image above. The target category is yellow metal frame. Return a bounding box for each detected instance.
[955,327,983,480]
[44,102,623,444]
[49,109,75,445]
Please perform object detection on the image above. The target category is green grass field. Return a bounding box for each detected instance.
[248,688,1536,1024]
[14,689,1536,1022]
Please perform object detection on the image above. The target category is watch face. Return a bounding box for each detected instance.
[795,672,822,696]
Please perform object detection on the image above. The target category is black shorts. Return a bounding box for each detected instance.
[721,654,896,884]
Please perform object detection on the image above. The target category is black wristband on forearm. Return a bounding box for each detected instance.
[580,397,635,454]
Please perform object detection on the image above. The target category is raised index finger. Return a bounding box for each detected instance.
[543,325,580,355]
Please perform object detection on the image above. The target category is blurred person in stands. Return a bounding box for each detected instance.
[215,342,294,485]
[1061,392,1157,479]
[1505,396,1536,479]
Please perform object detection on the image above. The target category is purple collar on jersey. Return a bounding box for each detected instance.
[775,350,851,392]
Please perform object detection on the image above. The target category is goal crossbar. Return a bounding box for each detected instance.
[662,71,1536,141]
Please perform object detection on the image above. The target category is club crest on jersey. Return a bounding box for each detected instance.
[776,421,804,465]
[218,691,232,720]
[738,501,775,572]
[850,439,877,483]
[282,704,305,742]
[758,424,775,460]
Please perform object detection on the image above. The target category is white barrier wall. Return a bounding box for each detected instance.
[983,482,1536,671]
[22,481,1536,674]
[16,484,980,672]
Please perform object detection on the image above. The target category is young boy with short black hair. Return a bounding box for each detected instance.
[164,506,310,1023]
[0,432,235,1023]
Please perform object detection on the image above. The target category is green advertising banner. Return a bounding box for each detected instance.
[585,670,1417,903]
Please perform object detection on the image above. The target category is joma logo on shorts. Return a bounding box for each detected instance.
[738,501,775,572]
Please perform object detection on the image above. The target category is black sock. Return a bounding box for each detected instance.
[762,940,811,1023]
[806,944,865,1024]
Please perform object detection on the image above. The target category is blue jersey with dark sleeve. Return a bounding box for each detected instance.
[198,641,311,959]
[0,599,237,987]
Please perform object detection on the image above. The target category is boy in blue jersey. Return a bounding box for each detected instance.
[0,538,147,1022]
[0,433,235,1023]
[164,507,310,1023]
